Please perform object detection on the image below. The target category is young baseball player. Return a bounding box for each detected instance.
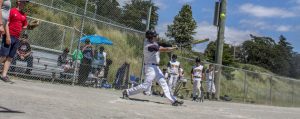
[122,30,183,106]
[179,67,187,88]
[191,57,204,101]
[206,64,216,100]
[167,54,180,94]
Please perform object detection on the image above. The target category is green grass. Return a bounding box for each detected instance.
[28,1,300,107]
[28,4,144,84]
[157,49,300,107]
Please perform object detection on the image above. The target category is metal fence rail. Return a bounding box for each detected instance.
[174,56,300,107]
[4,0,298,108]
[8,0,144,89]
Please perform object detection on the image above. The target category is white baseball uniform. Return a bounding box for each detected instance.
[206,69,216,93]
[192,65,204,98]
[179,68,187,82]
[168,60,180,94]
[126,40,177,103]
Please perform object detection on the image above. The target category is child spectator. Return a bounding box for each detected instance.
[11,34,33,74]
[206,64,216,100]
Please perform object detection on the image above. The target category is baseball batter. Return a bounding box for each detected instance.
[167,54,180,94]
[191,57,204,101]
[122,30,183,106]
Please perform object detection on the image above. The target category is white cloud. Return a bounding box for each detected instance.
[193,22,255,52]
[239,3,296,18]
[296,0,300,4]
[296,25,300,30]
[178,0,195,4]
[154,0,168,10]
[157,21,255,52]
[276,25,291,32]
[156,22,171,39]
[240,19,292,32]
[296,0,300,10]
[240,19,270,30]
[225,27,254,45]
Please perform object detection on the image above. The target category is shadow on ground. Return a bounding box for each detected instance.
[0,106,25,113]
[120,97,167,105]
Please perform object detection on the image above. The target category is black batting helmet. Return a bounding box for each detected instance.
[146,30,158,38]
[172,54,177,59]
[195,57,201,63]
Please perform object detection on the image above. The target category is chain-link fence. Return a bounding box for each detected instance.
[4,0,299,108]
[30,0,150,31]
[6,0,145,89]
[154,55,300,107]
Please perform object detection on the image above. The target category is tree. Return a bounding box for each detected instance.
[290,53,300,79]
[237,34,298,77]
[240,35,277,71]
[62,0,85,8]
[166,4,197,50]
[204,41,233,65]
[91,0,121,20]
[273,35,293,76]
[121,0,159,31]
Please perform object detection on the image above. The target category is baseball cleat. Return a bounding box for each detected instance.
[122,90,129,99]
[172,100,184,106]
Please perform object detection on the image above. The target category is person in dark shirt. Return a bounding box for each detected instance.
[11,34,33,74]
[78,39,94,85]
[57,48,72,72]
[57,48,69,66]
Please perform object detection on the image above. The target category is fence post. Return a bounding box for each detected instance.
[139,0,153,83]
[72,0,88,86]
[60,29,66,51]
[256,75,259,103]
[69,28,75,53]
[243,71,247,103]
[51,0,54,7]
[269,76,273,105]
[292,80,294,106]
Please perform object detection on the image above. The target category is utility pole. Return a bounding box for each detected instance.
[215,0,227,100]
[139,0,152,83]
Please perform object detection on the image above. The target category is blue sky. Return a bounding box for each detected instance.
[147,0,300,53]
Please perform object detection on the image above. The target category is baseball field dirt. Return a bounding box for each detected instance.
[0,78,299,119]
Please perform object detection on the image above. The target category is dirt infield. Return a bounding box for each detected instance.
[0,79,299,119]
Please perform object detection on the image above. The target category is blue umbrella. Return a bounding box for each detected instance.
[80,35,113,45]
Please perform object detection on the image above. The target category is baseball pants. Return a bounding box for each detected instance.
[193,79,202,98]
[168,74,179,94]
[126,65,177,103]
[207,79,216,93]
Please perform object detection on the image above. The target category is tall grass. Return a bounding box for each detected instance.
[28,3,144,84]
[28,0,300,107]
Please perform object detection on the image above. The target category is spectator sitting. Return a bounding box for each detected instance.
[11,34,33,74]
[91,46,106,78]
[57,48,72,73]
[72,46,83,66]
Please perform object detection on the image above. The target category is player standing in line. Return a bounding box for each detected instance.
[122,30,183,106]
[206,64,216,100]
[191,57,204,101]
[178,67,187,88]
[167,54,180,95]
